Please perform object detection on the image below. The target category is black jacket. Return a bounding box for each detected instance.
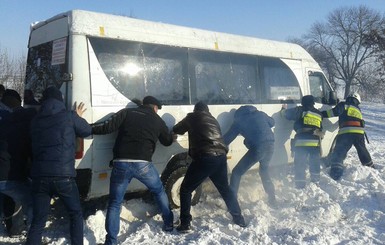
[92,105,173,161]
[0,109,10,180]
[30,99,92,178]
[0,106,36,181]
[173,110,228,159]
[0,141,10,181]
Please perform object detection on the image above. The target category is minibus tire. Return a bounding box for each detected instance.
[2,195,26,236]
[164,166,202,209]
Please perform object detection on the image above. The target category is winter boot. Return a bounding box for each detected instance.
[330,163,344,181]
[176,222,192,233]
[232,215,247,228]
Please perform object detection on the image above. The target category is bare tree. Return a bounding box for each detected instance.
[0,45,26,95]
[12,54,27,94]
[302,6,385,99]
[364,29,385,75]
[0,45,14,86]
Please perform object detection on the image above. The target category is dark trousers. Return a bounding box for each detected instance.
[230,142,275,199]
[179,154,242,225]
[294,146,321,188]
[330,133,372,180]
[26,177,83,245]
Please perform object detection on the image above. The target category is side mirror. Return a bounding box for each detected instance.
[328,91,338,105]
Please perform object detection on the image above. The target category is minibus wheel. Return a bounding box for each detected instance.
[2,195,26,236]
[164,166,202,209]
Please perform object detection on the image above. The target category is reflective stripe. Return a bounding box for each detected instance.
[338,127,365,135]
[342,121,361,127]
[331,162,344,169]
[326,110,335,118]
[345,105,362,120]
[302,111,322,128]
[295,139,320,147]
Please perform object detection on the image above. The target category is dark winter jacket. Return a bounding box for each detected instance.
[173,110,228,159]
[322,101,365,135]
[223,105,275,149]
[30,98,92,178]
[0,109,11,180]
[91,105,173,162]
[0,106,36,181]
[0,140,10,181]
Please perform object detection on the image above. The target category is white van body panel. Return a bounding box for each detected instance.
[26,10,338,200]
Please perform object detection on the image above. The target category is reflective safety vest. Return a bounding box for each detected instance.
[294,109,323,147]
[302,111,322,129]
[338,105,364,135]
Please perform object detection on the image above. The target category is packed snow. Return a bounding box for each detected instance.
[1,102,385,245]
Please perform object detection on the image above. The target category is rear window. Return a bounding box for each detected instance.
[24,37,68,104]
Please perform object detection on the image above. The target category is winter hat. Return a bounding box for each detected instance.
[1,89,22,108]
[0,84,5,97]
[301,95,315,107]
[143,96,162,109]
[42,86,63,102]
[2,89,21,103]
[194,101,209,112]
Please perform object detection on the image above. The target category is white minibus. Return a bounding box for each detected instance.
[24,9,338,209]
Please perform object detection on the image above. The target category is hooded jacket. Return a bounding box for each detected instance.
[30,98,92,178]
[223,105,275,149]
[173,109,228,159]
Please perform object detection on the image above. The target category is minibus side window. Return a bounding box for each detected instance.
[190,50,260,104]
[259,58,301,103]
[89,38,188,105]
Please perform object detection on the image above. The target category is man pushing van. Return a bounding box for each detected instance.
[91,96,175,245]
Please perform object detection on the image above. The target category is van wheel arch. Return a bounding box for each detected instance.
[164,166,202,209]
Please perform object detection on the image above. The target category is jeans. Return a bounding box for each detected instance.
[180,154,242,225]
[0,180,32,226]
[330,133,372,180]
[230,142,275,200]
[104,161,173,245]
[294,146,321,188]
[26,177,83,245]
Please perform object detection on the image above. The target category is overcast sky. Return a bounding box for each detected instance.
[1,0,385,57]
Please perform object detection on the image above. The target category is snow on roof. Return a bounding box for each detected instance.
[31,9,314,61]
